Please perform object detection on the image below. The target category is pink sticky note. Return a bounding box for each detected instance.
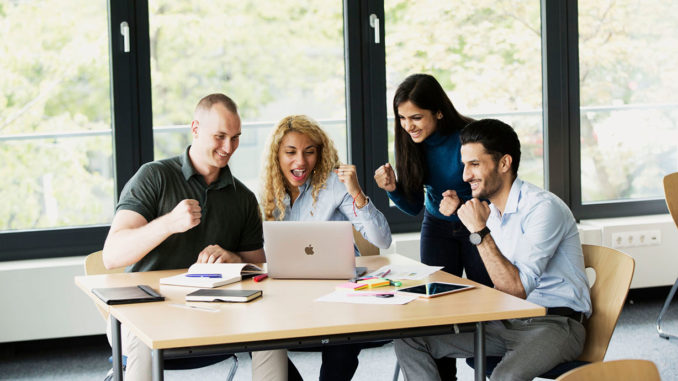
[336,282,368,290]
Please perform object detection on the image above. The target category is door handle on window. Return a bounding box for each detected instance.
[120,21,130,53]
[369,14,380,44]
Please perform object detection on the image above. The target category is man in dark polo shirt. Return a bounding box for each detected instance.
[101,93,264,381]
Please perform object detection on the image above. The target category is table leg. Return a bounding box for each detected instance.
[152,349,164,381]
[111,316,123,381]
[474,321,486,381]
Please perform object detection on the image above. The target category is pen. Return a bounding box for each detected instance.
[253,274,268,282]
[169,303,219,312]
[347,292,395,298]
[185,274,222,278]
[350,276,376,282]
[381,269,391,277]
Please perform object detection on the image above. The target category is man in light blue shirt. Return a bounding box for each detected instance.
[395,119,591,381]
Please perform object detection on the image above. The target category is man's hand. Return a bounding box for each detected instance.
[457,198,491,233]
[197,244,242,264]
[166,199,201,234]
[439,190,461,216]
[374,163,396,192]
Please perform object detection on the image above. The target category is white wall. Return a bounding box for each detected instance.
[580,214,678,288]
[0,257,105,343]
[384,214,678,289]
[1,214,676,342]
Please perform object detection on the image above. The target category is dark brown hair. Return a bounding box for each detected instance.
[393,74,473,202]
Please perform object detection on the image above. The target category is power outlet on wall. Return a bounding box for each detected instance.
[611,230,662,248]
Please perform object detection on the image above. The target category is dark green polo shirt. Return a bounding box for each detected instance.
[116,146,263,272]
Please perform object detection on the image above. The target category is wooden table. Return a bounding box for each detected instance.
[75,254,545,381]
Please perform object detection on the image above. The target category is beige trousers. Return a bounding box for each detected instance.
[252,349,289,381]
[106,317,152,381]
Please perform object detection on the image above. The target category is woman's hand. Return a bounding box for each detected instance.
[336,164,362,197]
[374,163,396,192]
[439,190,460,216]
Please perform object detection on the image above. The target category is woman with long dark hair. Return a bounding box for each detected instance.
[376,73,492,282]
[374,74,494,377]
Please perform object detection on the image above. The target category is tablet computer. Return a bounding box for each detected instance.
[396,282,474,298]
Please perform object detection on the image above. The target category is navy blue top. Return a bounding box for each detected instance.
[387,130,471,222]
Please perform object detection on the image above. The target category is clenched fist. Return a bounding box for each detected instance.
[374,163,396,192]
[439,190,461,216]
[166,199,201,234]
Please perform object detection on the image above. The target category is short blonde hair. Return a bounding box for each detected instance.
[261,115,339,221]
[195,93,238,114]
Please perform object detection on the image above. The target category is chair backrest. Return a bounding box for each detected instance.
[84,250,125,320]
[664,172,678,228]
[353,227,379,256]
[578,244,635,362]
[556,359,660,381]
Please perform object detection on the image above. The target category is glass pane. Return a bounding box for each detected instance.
[579,1,678,203]
[149,1,347,193]
[384,1,544,187]
[0,0,113,231]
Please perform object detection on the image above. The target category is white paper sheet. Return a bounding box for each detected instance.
[315,290,418,305]
[366,264,443,280]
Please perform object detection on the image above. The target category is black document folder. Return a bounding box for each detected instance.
[92,285,165,305]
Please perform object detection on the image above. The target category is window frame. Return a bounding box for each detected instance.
[0,0,152,261]
[0,0,669,262]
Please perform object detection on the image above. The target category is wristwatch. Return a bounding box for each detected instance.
[469,226,491,245]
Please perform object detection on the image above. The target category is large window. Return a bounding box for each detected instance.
[1,0,672,261]
[0,0,114,231]
[148,0,347,193]
[578,0,678,203]
[383,1,544,187]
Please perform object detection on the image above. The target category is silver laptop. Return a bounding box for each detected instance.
[263,221,357,279]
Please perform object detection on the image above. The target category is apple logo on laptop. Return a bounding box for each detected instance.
[305,245,315,255]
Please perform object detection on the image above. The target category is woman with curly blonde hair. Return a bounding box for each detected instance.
[253,115,391,381]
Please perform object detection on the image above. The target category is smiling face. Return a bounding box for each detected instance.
[190,103,241,173]
[278,131,319,189]
[397,100,441,143]
[460,142,507,201]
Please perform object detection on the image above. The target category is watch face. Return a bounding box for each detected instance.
[469,233,481,245]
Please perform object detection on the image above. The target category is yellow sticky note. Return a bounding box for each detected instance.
[357,278,390,288]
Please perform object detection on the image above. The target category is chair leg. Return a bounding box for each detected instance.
[393,361,400,381]
[226,354,239,381]
[657,278,678,340]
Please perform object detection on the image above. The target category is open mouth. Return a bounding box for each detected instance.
[291,169,306,181]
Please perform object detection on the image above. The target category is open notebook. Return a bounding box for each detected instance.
[159,263,264,288]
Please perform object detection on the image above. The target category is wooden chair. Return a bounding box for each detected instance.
[84,251,238,381]
[657,172,678,340]
[353,227,380,256]
[556,359,660,381]
[84,251,124,321]
[466,244,635,378]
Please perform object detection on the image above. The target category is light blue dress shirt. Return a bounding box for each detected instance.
[276,171,392,255]
[486,178,592,316]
